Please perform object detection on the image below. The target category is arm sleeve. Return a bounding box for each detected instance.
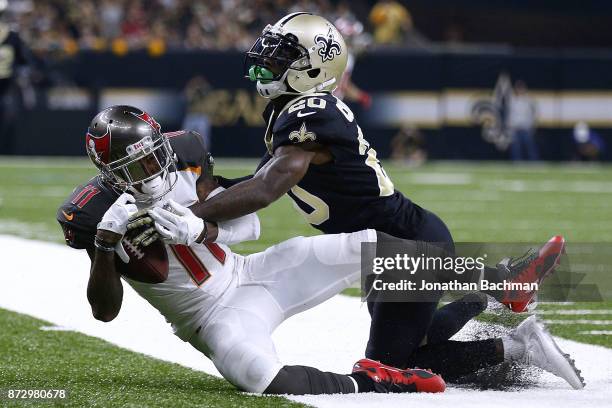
[215,212,261,245]
[205,186,261,245]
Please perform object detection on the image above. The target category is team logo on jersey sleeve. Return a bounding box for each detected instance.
[315,28,341,62]
[289,123,316,143]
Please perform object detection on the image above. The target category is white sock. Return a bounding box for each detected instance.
[502,335,525,361]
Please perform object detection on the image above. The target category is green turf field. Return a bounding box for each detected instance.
[1,157,611,406]
[0,309,302,408]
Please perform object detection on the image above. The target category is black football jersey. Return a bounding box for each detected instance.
[261,93,424,237]
[57,130,209,250]
[0,27,30,92]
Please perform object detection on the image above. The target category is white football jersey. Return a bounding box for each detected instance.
[125,170,256,340]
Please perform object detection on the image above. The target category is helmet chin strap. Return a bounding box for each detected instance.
[302,77,337,94]
[130,172,176,205]
[257,74,337,99]
[256,70,289,98]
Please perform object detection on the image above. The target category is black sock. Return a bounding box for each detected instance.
[405,339,504,382]
[264,365,356,395]
[349,372,377,393]
[427,292,488,344]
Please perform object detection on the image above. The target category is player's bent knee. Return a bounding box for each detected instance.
[311,229,376,265]
[213,342,282,393]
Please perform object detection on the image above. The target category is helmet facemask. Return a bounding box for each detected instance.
[245,14,348,99]
[244,28,311,98]
[89,134,177,204]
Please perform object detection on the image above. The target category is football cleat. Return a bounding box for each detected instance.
[352,358,446,393]
[499,235,566,312]
[509,316,585,389]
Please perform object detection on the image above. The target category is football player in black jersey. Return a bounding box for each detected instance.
[132,13,568,378]
[0,1,36,153]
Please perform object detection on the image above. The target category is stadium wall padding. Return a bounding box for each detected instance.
[10,49,612,161]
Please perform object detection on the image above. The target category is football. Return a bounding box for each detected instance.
[115,235,169,284]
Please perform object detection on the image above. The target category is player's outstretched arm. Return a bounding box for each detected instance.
[86,193,137,321]
[88,229,124,322]
[190,145,315,222]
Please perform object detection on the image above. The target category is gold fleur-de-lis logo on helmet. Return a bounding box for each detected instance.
[315,27,341,62]
[289,123,316,143]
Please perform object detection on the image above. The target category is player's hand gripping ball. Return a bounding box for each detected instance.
[118,208,169,283]
[115,233,169,283]
[127,209,161,248]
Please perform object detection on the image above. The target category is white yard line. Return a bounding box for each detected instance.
[0,235,610,408]
[578,331,612,335]
[536,310,612,315]
[543,320,612,325]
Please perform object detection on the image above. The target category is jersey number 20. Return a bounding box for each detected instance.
[290,98,394,226]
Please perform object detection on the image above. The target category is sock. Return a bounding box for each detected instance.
[405,339,504,382]
[426,292,488,344]
[350,372,376,393]
[264,365,356,395]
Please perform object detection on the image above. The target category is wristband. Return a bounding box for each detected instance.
[196,222,208,244]
[94,236,116,252]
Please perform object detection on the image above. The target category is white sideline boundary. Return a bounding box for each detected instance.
[0,235,611,408]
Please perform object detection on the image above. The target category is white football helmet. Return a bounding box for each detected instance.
[245,12,348,99]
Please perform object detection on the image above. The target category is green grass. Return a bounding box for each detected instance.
[0,308,302,407]
[3,158,612,245]
[1,157,611,405]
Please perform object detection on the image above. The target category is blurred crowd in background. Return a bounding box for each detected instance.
[3,0,424,56]
[0,0,609,161]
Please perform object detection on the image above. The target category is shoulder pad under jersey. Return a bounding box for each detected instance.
[56,176,118,249]
[270,93,352,152]
[166,130,208,174]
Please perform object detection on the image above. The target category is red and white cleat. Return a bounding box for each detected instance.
[352,358,446,393]
[500,235,566,313]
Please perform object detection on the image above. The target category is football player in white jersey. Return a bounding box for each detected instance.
[58,106,584,395]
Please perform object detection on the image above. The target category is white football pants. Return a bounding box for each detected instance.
[187,229,377,392]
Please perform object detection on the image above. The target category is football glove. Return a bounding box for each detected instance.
[98,193,138,236]
[127,209,161,248]
[149,199,205,246]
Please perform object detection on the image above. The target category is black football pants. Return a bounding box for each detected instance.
[366,209,464,367]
